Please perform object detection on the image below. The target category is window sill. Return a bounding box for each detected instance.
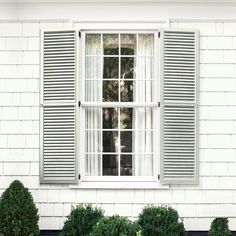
[69,181,169,189]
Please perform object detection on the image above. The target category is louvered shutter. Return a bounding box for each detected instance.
[40,30,78,183]
[160,29,199,184]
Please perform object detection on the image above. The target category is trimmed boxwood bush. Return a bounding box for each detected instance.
[208,218,231,236]
[0,180,39,236]
[89,215,141,236]
[60,204,104,236]
[138,205,185,236]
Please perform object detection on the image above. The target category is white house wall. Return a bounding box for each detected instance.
[0,3,236,232]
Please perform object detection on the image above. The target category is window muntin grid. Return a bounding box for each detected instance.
[84,33,155,177]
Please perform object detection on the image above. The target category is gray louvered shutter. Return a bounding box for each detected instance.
[40,30,78,183]
[160,29,199,184]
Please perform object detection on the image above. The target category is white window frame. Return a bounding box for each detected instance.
[70,24,169,189]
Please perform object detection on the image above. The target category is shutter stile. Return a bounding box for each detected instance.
[160,29,199,184]
[41,30,78,183]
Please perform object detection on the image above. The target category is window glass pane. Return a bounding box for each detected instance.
[85,80,102,102]
[138,34,154,56]
[134,108,153,130]
[86,34,101,55]
[120,108,133,129]
[86,131,101,153]
[103,155,118,175]
[86,154,101,176]
[136,154,153,176]
[85,56,101,79]
[121,81,133,102]
[133,80,153,102]
[103,108,118,129]
[133,131,153,153]
[137,57,153,80]
[103,80,118,102]
[85,108,101,129]
[103,57,119,79]
[103,131,119,152]
[84,33,155,178]
[103,34,119,55]
[120,155,133,176]
[121,57,135,79]
[121,34,136,55]
[120,131,132,153]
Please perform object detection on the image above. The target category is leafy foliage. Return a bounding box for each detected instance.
[0,180,39,236]
[89,215,141,236]
[138,205,185,236]
[60,204,104,236]
[208,218,231,236]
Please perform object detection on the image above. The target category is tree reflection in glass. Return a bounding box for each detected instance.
[121,81,133,102]
[121,34,136,55]
[103,155,118,176]
[103,57,118,79]
[103,34,119,55]
[121,57,135,79]
[103,131,118,153]
[121,155,132,176]
[121,131,132,153]
[103,80,118,102]
[120,108,133,129]
[103,108,118,129]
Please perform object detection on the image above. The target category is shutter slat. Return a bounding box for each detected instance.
[161,29,198,184]
[41,30,78,184]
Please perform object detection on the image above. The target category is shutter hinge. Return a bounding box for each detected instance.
[158,31,161,38]
[158,101,160,107]
[78,101,81,107]
[78,174,81,180]
[78,31,81,38]
[158,174,160,180]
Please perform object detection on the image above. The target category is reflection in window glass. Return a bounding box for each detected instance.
[120,108,133,129]
[121,34,136,55]
[103,155,118,176]
[121,155,133,176]
[103,131,119,153]
[103,80,119,102]
[121,131,132,153]
[103,57,119,79]
[121,81,133,102]
[121,57,135,79]
[103,108,118,129]
[103,34,119,55]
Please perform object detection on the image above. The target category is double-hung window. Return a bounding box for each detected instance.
[82,32,158,180]
[40,27,199,186]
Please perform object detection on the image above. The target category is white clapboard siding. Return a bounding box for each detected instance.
[40,30,78,183]
[160,29,199,184]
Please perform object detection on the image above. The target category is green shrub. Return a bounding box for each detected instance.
[0,180,39,236]
[138,205,185,236]
[89,215,141,236]
[60,204,104,236]
[208,218,231,236]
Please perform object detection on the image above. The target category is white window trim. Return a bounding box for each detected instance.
[70,25,168,189]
